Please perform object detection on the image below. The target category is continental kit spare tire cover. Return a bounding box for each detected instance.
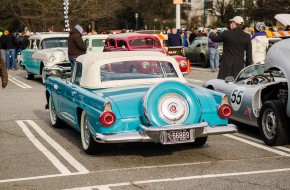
[143,81,201,127]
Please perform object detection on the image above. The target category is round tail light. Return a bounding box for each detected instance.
[100,111,116,127]
[218,104,232,119]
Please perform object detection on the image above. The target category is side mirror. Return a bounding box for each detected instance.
[225,76,234,83]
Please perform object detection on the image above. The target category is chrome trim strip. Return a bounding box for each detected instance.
[93,123,237,144]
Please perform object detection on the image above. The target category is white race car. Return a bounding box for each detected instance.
[203,38,290,146]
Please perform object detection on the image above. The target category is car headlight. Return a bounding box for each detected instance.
[48,55,56,62]
[142,61,150,69]
[179,60,187,67]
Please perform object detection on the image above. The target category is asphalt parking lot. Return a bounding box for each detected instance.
[1,68,290,190]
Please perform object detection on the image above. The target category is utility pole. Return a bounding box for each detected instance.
[173,0,183,29]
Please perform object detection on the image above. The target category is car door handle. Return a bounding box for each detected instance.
[71,91,76,96]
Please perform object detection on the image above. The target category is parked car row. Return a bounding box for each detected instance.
[20,32,189,83]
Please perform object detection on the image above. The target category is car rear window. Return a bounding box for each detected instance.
[100,60,177,82]
[129,38,161,47]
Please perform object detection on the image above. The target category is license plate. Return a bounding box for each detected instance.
[161,129,194,144]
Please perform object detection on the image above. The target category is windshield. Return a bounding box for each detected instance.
[41,38,68,49]
[92,39,106,47]
[101,60,177,82]
[237,64,285,81]
[129,38,161,48]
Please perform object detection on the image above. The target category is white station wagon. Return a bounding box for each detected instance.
[21,33,70,83]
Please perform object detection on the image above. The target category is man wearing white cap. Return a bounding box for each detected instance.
[209,16,252,79]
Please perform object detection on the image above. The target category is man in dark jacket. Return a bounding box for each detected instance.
[68,24,87,73]
[4,30,17,70]
[168,28,182,47]
[189,28,198,44]
[209,16,252,79]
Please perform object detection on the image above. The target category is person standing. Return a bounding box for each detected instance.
[0,53,8,88]
[209,16,252,79]
[4,29,17,70]
[182,29,188,47]
[251,22,269,64]
[168,28,182,47]
[189,28,198,44]
[0,31,6,60]
[68,24,87,73]
[208,26,220,72]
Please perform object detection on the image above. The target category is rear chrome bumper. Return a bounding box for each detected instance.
[93,122,237,144]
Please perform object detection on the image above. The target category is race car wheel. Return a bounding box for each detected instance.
[258,100,290,146]
[187,137,208,147]
[25,68,34,80]
[49,96,63,128]
[143,81,201,126]
[81,110,103,154]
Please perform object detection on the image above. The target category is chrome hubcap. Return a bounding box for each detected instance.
[50,99,57,122]
[84,116,90,145]
[158,93,189,124]
[262,108,276,140]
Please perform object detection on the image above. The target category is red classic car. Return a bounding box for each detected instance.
[103,33,188,72]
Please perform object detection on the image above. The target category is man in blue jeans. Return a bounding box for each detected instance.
[4,30,17,70]
[208,26,219,72]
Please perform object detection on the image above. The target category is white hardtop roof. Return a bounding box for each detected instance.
[29,33,69,40]
[76,51,186,89]
[82,34,108,39]
[275,14,290,26]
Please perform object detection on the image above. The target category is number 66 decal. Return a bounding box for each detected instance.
[231,87,245,111]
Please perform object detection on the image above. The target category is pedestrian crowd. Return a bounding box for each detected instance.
[0,29,30,71]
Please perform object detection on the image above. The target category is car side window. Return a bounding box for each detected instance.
[117,40,127,48]
[109,39,115,47]
[84,39,89,47]
[74,62,82,85]
[36,40,40,49]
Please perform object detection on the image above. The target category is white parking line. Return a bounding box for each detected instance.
[8,76,32,89]
[16,120,89,174]
[275,146,290,153]
[63,167,290,190]
[224,134,290,157]
[25,120,89,173]
[234,133,264,143]
[16,120,71,174]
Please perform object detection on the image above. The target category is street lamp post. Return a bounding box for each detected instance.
[135,13,138,31]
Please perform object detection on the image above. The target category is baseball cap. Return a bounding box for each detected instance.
[229,16,244,24]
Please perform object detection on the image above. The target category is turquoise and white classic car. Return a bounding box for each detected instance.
[45,51,237,154]
[21,33,70,83]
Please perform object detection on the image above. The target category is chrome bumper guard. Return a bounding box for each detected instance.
[94,122,237,144]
